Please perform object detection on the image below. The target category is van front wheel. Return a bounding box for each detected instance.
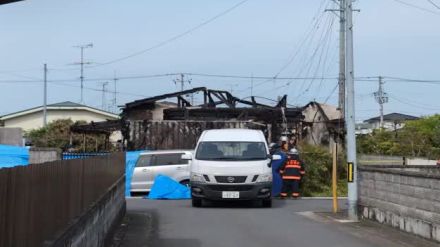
[192,198,202,207]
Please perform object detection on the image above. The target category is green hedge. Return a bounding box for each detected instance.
[298,144,348,197]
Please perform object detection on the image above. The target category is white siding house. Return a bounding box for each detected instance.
[0,101,120,132]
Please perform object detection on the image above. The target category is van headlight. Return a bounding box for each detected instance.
[191,173,206,183]
[256,174,272,183]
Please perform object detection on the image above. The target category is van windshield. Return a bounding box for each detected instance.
[196,142,267,161]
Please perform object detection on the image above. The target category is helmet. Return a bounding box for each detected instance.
[288,148,299,155]
[280,136,288,142]
[269,143,280,149]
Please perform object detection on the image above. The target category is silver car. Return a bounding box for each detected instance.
[130,150,192,196]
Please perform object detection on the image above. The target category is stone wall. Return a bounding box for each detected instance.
[358,165,440,242]
[44,176,126,247]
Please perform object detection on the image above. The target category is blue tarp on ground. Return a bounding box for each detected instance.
[148,175,191,200]
[125,150,147,197]
[0,144,29,169]
[271,151,287,197]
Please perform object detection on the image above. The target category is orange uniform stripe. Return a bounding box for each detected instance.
[285,165,301,169]
[282,175,301,180]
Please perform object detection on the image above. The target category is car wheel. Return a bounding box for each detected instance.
[192,198,202,207]
[262,199,272,208]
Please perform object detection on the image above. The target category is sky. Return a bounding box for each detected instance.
[0,0,439,121]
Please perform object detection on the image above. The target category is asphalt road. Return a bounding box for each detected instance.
[121,198,438,247]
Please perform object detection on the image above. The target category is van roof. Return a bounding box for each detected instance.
[200,129,266,142]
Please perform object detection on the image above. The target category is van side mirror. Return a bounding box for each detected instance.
[181,153,193,160]
[272,154,282,161]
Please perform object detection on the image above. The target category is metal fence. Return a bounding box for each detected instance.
[62,152,110,160]
[0,152,125,247]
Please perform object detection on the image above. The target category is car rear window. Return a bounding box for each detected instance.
[152,153,188,166]
[136,155,153,167]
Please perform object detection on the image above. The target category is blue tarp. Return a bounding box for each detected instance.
[0,144,29,168]
[148,175,191,200]
[125,150,146,197]
[271,150,287,197]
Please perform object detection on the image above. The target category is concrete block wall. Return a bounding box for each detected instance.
[358,165,440,242]
[44,176,126,247]
[29,147,61,164]
[0,127,23,146]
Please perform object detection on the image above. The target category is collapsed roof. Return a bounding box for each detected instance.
[122,87,303,122]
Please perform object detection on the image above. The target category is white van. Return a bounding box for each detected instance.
[183,129,280,208]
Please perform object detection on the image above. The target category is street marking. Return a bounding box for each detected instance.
[296,211,331,223]
[297,211,359,224]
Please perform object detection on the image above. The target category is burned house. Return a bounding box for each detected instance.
[70,87,344,151]
[302,102,345,149]
[121,87,343,150]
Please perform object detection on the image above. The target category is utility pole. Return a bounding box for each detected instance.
[251,73,254,96]
[174,73,187,92]
[174,73,193,103]
[345,0,358,221]
[326,0,346,116]
[101,82,109,111]
[374,76,388,129]
[43,64,48,127]
[73,43,93,104]
[113,71,118,113]
[338,0,346,117]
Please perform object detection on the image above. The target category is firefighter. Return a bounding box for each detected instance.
[280,136,289,152]
[278,148,305,199]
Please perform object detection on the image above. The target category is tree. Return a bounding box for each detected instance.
[357,115,440,159]
[26,119,109,152]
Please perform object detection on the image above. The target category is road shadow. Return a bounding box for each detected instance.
[200,198,286,209]
[152,239,202,247]
[117,209,201,247]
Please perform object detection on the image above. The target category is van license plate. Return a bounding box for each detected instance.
[222,191,240,199]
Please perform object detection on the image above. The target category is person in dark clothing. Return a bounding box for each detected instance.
[269,143,287,197]
[278,148,306,199]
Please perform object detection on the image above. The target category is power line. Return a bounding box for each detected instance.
[384,76,440,84]
[272,0,330,78]
[236,0,332,94]
[186,73,338,81]
[388,94,440,111]
[296,13,336,102]
[286,6,335,98]
[3,73,440,86]
[323,82,339,103]
[48,81,149,98]
[427,0,440,9]
[390,0,440,16]
[356,76,440,85]
[87,0,250,68]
